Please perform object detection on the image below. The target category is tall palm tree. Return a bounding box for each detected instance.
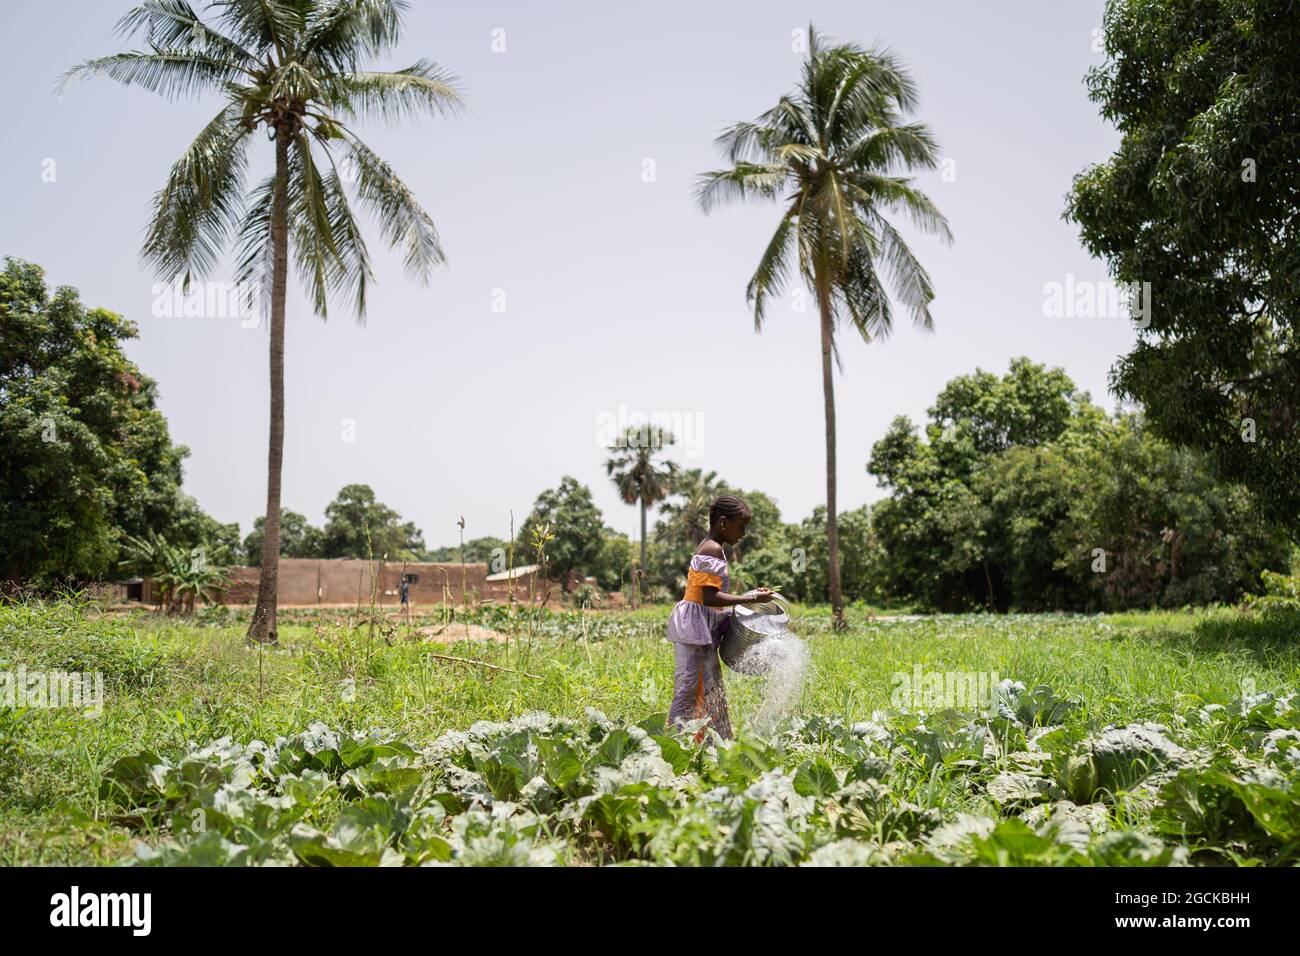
[606,426,677,598]
[63,0,462,643]
[696,25,951,628]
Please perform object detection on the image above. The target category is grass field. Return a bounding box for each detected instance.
[1,599,1297,866]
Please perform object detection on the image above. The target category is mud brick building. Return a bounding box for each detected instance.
[213,558,544,607]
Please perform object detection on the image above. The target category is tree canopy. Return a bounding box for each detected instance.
[868,358,1289,610]
[321,483,423,560]
[0,258,226,583]
[516,477,605,591]
[243,509,324,565]
[1067,0,1300,526]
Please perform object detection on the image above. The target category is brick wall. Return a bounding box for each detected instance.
[209,559,542,607]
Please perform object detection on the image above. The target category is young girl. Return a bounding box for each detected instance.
[666,495,774,741]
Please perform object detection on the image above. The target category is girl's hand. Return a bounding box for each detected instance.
[749,587,776,604]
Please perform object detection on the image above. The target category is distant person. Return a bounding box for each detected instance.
[665,495,773,742]
[399,577,410,611]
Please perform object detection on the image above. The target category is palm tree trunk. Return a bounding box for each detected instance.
[247,128,291,645]
[816,279,845,629]
[638,496,648,599]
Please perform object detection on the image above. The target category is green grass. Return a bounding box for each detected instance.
[1,598,1297,865]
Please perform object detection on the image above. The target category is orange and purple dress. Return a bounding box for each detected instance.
[665,553,733,740]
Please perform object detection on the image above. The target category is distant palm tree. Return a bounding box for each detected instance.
[697,25,951,628]
[606,426,677,598]
[64,0,462,643]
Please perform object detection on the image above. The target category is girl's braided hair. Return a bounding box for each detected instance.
[709,494,751,526]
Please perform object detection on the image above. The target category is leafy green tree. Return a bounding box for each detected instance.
[516,477,605,592]
[778,512,830,603]
[930,358,1089,459]
[1067,0,1300,526]
[0,259,217,583]
[729,532,795,597]
[972,443,1081,611]
[243,509,324,565]
[592,529,634,593]
[65,1,463,642]
[322,484,423,560]
[869,466,989,610]
[869,359,1289,610]
[605,426,677,595]
[172,498,242,568]
[1057,415,1290,610]
[870,359,1100,609]
[767,506,886,605]
[698,25,951,627]
[837,505,888,605]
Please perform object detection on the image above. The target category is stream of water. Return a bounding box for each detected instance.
[730,624,811,733]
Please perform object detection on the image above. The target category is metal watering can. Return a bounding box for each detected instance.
[720,592,791,675]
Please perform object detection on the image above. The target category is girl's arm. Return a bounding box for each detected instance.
[700,586,772,608]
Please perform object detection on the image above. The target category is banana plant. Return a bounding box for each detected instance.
[120,532,230,615]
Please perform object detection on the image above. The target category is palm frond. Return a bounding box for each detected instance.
[746,206,798,330]
[58,49,250,98]
[340,129,444,279]
[308,139,376,319]
[845,172,953,244]
[114,1,259,66]
[772,142,821,170]
[303,0,406,70]
[715,120,786,164]
[287,134,342,316]
[234,173,274,319]
[325,59,463,123]
[757,96,819,147]
[694,164,787,214]
[142,102,252,283]
[839,243,892,347]
[802,169,865,273]
[822,43,920,132]
[872,213,938,330]
[210,0,294,57]
[845,123,941,173]
[823,54,887,147]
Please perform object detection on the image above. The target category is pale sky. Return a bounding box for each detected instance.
[0,0,1130,549]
